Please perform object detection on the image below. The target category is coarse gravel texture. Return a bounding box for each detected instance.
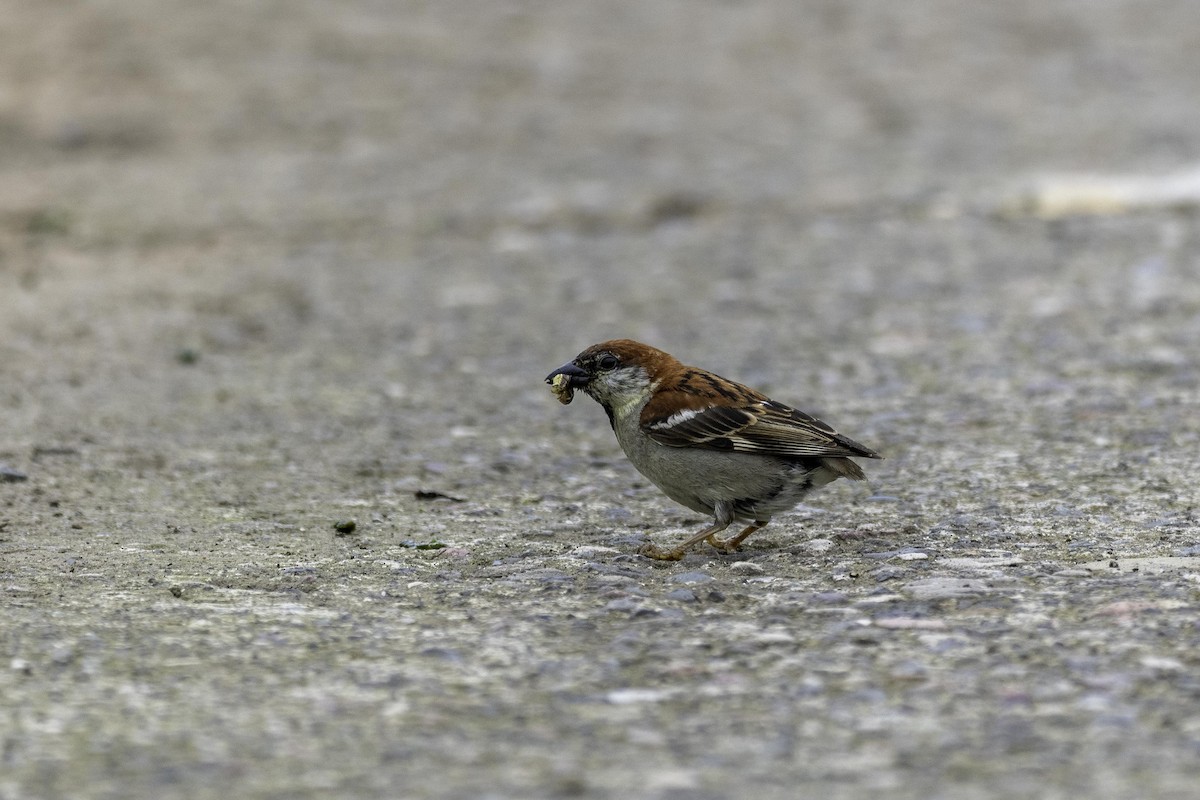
[2,2,1200,799]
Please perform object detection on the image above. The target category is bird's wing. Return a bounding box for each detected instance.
[642,398,879,460]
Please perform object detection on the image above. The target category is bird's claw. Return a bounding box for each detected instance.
[637,543,686,561]
[705,535,742,555]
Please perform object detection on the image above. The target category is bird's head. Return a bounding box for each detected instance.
[545,339,678,414]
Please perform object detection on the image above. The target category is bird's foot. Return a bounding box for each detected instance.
[704,534,742,555]
[637,542,687,561]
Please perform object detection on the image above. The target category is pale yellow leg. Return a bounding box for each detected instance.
[638,520,731,561]
[709,521,768,553]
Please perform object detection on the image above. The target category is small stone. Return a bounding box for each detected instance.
[865,548,925,560]
[874,617,947,630]
[176,348,200,365]
[889,660,929,680]
[434,546,471,559]
[904,577,991,600]
[666,588,698,603]
[870,566,908,582]
[50,645,76,666]
[570,545,620,559]
[670,571,713,585]
[333,519,357,535]
[419,647,462,662]
[1141,655,1185,672]
[606,688,674,705]
[855,592,903,605]
[938,556,1024,569]
[603,598,638,613]
[0,464,28,483]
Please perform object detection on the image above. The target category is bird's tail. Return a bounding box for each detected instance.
[820,456,867,481]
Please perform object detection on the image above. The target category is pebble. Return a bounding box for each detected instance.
[670,571,713,585]
[865,548,928,560]
[853,593,903,606]
[938,556,1024,569]
[666,588,698,603]
[1140,655,1185,672]
[606,688,675,705]
[0,464,28,482]
[603,598,638,613]
[889,660,930,680]
[50,645,76,666]
[903,577,991,600]
[874,617,948,630]
[570,545,620,558]
[501,568,573,584]
[592,573,639,586]
[870,566,908,582]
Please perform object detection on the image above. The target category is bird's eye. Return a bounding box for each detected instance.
[597,354,619,371]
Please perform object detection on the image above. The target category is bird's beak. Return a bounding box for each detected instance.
[545,362,590,389]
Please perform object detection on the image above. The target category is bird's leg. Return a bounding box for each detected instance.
[708,520,768,553]
[638,520,730,561]
[639,504,734,561]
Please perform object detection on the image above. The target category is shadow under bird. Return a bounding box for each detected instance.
[546,339,881,561]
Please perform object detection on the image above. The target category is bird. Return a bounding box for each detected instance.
[545,339,880,560]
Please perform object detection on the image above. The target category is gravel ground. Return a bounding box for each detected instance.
[2,2,1200,798]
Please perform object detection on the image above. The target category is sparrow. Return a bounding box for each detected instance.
[546,339,880,561]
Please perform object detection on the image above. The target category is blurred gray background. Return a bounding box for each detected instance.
[2,2,1199,799]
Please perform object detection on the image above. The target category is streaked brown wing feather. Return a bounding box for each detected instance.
[644,399,879,460]
[643,405,756,449]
